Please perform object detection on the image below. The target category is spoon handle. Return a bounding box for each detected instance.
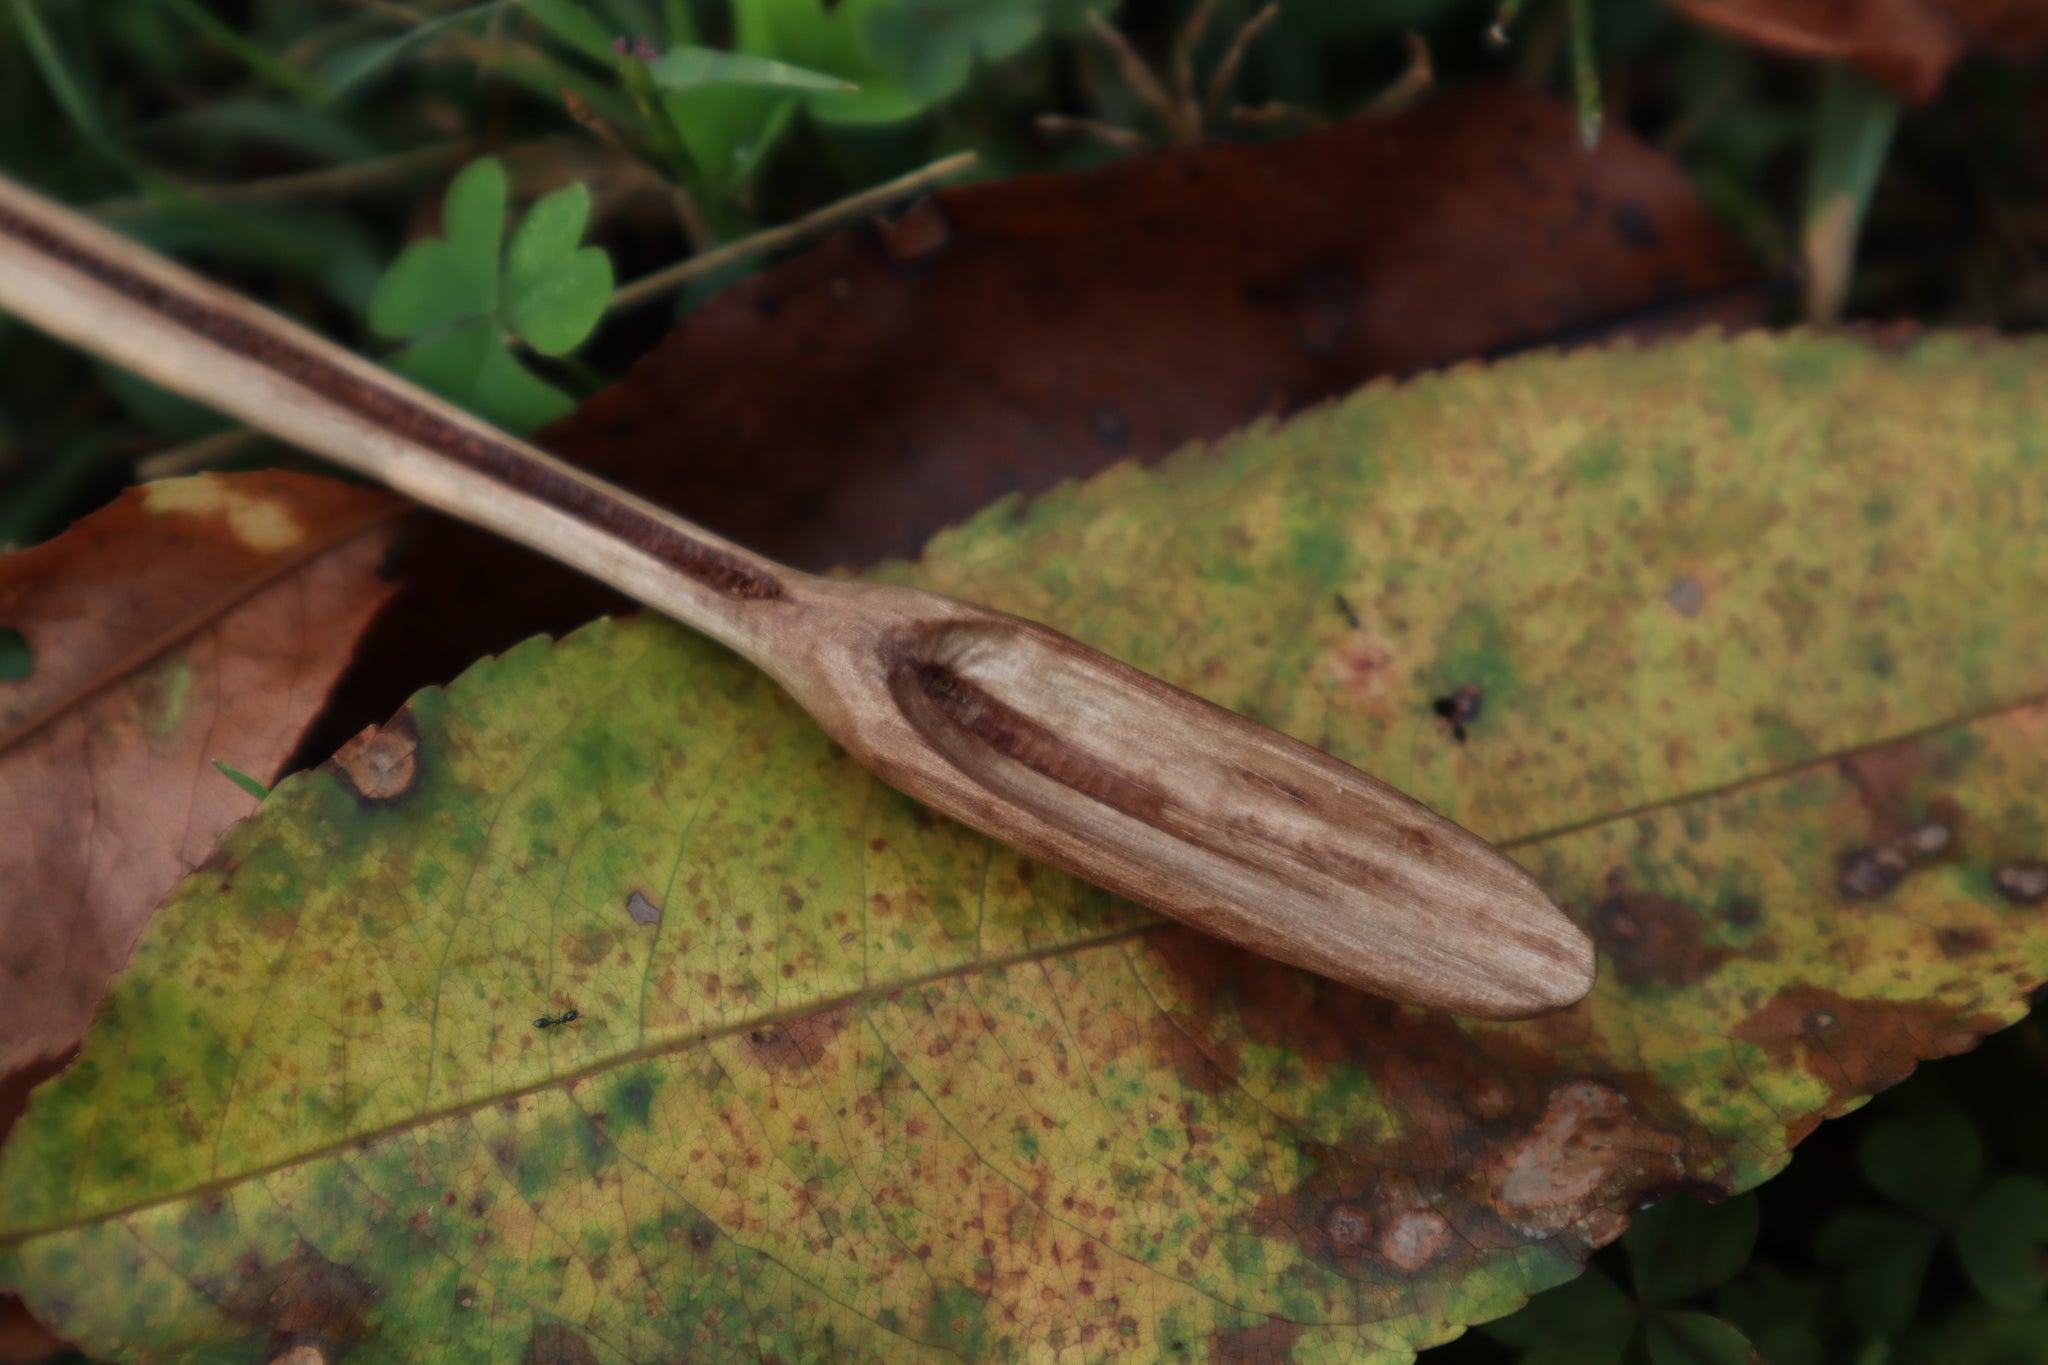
[0,170,1596,1019]
[0,173,803,663]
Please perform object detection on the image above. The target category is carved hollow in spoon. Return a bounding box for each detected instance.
[0,171,1595,1019]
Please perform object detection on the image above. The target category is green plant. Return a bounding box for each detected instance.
[1482,1194,1765,1365]
[367,155,613,432]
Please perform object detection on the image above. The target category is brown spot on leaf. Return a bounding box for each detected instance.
[565,929,616,966]
[1481,1081,1685,1238]
[1994,861,2048,904]
[1837,844,1912,899]
[743,1005,851,1072]
[1733,986,1995,1117]
[325,710,420,805]
[1588,875,1732,989]
[524,1323,600,1365]
[1320,1200,1375,1257]
[1665,573,1705,617]
[1840,742,1925,830]
[1936,927,1992,957]
[220,1241,376,1350]
[1144,1013,1238,1096]
[1209,1316,1306,1363]
[1837,818,1953,900]
[1379,1208,1454,1271]
[1610,199,1662,250]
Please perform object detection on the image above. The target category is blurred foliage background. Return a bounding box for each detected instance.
[4,0,2045,551]
[1,1,2046,1361]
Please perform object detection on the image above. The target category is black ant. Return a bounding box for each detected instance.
[533,1008,580,1030]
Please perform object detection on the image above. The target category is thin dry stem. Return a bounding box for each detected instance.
[1170,0,1224,144]
[607,151,979,315]
[1087,11,1195,143]
[1227,101,1322,131]
[1203,3,1280,127]
[1033,114,1155,153]
[1362,32,1433,119]
[95,142,476,218]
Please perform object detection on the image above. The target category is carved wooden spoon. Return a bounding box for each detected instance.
[0,171,1595,1018]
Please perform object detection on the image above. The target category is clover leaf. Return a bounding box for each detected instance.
[367,156,613,434]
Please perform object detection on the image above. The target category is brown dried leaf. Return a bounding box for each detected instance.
[0,472,401,1081]
[304,85,1761,758]
[1668,0,2048,102]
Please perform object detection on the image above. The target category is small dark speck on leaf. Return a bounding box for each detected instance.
[1994,861,2048,905]
[1904,821,1952,857]
[1665,573,1704,618]
[0,626,31,681]
[1433,683,1483,743]
[1610,200,1662,250]
[624,890,662,926]
[1837,820,1954,899]
[1837,845,1911,899]
[1322,1201,1374,1256]
[1089,403,1130,450]
[1333,594,1359,628]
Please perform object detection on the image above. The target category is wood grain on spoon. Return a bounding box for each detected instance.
[0,171,1596,1018]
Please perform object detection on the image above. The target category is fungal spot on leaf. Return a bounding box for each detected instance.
[1837,845,1910,899]
[1904,821,1953,857]
[1837,819,1952,900]
[1482,1081,1684,1238]
[1610,199,1662,250]
[523,1323,600,1365]
[1589,874,1730,989]
[742,1005,850,1072]
[1320,1200,1374,1257]
[1664,573,1704,618]
[220,1241,376,1349]
[1089,402,1131,450]
[624,890,662,926]
[324,710,420,805]
[1208,1317,1307,1363]
[1936,927,1992,957]
[1432,683,1483,742]
[1462,1078,1516,1121]
[1994,861,2048,905]
[1286,259,1361,356]
[453,1285,476,1309]
[1734,987,1995,1128]
[1379,1208,1453,1271]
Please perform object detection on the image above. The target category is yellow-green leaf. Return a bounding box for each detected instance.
[5,331,2048,1362]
